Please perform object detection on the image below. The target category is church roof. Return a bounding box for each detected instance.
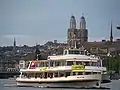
[71,15,75,18]
[81,16,85,19]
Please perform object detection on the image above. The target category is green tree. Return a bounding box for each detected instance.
[103,55,120,73]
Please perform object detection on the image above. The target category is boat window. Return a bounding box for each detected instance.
[44,62,49,67]
[76,61,82,65]
[22,73,27,77]
[55,61,60,66]
[44,72,47,78]
[37,73,41,78]
[35,73,38,78]
[97,72,101,74]
[44,62,46,67]
[50,61,54,67]
[65,72,70,77]
[40,73,42,78]
[84,62,90,66]
[93,72,97,74]
[40,62,44,67]
[59,72,64,77]
[92,62,97,66]
[69,50,80,54]
[28,73,34,78]
[78,72,83,75]
[54,72,58,77]
[73,72,76,76]
[80,51,84,55]
[67,61,73,66]
[48,73,53,78]
[85,72,91,75]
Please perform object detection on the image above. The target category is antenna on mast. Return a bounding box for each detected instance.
[75,40,77,49]
[74,32,77,49]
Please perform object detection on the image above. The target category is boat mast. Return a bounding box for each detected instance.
[74,32,77,49]
[36,54,38,61]
[35,43,40,61]
[74,39,77,49]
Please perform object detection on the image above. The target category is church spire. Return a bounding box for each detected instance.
[13,37,16,55]
[13,37,16,47]
[110,22,113,42]
[70,14,76,29]
[80,14,86,29]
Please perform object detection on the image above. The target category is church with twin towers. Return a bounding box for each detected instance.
[67,15,88,48]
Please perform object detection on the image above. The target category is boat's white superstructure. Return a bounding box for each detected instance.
[48,48,111,83]
[16,47,104,88]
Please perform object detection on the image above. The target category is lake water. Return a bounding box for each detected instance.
[0,79,120,90]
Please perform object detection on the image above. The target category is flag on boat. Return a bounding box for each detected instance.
[30,61,36,68]
[98,59,102,68]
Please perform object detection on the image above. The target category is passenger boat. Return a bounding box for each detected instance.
[16,47,103,88]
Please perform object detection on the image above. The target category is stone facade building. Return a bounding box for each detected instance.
[67,15,88,48]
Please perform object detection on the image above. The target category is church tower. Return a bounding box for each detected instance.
[78,15,88,43]
[67,14,88,48]
[110,22,113,42]
[67,15,77,48]
[80,15,86,29]
[70,15,76,29]
[13,37,16,55]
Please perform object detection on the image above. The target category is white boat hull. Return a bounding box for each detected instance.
[16,74,101,88]
[17,81,100,88]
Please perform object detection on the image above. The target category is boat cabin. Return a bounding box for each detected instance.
[63,48,88,55]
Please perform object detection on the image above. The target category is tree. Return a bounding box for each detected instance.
[103,55,120,73]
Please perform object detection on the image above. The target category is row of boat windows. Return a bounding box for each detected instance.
[27,61,98,68]
[64,50,87,55]
[21,71,101,79]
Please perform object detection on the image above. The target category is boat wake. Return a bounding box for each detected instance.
[4,84,110,89]
[4,84,17,87]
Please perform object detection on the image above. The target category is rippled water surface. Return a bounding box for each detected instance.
[0,79,120,90]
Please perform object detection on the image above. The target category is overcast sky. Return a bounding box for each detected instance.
[0,0,120,46]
